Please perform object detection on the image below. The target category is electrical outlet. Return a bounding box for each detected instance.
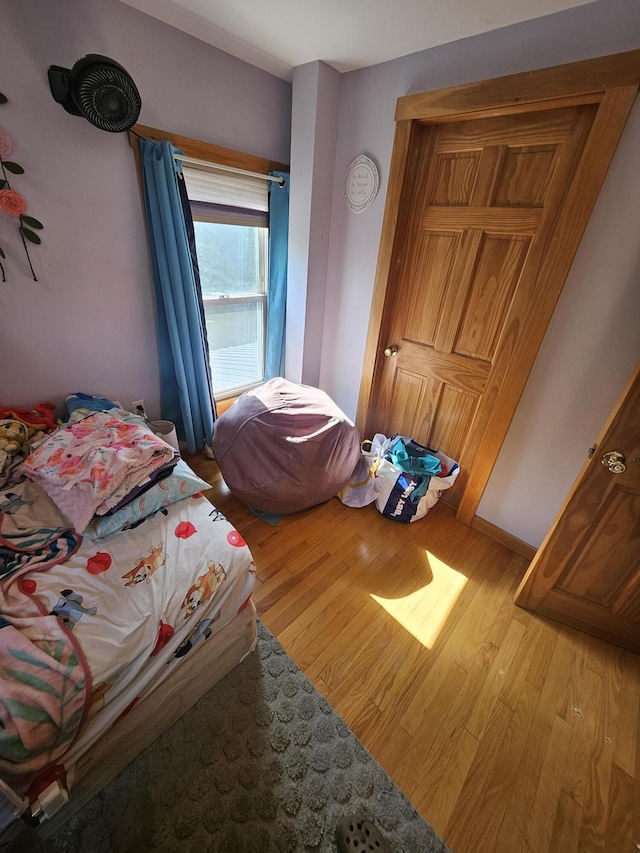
[131,399,147,419]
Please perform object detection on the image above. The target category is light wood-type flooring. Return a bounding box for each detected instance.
[186,451,640,853]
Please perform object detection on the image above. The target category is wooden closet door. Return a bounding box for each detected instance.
[370,104,597,508]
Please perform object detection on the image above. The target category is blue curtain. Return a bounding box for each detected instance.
[265,171,290,380]
[140,139,216,453]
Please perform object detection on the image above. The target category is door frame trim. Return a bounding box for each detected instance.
[356,49,640,527]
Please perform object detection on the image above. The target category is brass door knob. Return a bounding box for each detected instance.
[384,344,398,357]
[601,450,626,474]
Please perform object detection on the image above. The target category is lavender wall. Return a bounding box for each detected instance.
[319,0,640,546]
[0,0,291,417]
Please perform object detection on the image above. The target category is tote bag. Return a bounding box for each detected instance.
[375,436,460,523]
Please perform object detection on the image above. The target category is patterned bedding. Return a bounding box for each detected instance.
[0,476,255,795]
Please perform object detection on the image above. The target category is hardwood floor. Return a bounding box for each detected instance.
[186,451,640,853]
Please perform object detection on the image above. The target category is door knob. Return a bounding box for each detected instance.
[601,450,626,474]
[384,344,398,357]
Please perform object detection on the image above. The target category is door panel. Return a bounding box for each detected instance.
[405,231,459,345]
[430,386,478,464]
[515,361,640,653]
[492,145,559,207]
[453,233,530,361]
[428,151,480,205]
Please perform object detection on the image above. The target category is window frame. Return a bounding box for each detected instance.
[128,124,288,401]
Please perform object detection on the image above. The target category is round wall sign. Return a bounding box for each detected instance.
[343,154,379,214]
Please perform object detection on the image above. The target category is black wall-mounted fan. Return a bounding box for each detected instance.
[48,55,141,133]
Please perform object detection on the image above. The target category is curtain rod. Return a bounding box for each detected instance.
[177,154,285,186]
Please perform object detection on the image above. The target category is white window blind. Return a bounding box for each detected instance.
[182,163,268,212]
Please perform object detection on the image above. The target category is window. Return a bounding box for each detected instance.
[183,163,269,399]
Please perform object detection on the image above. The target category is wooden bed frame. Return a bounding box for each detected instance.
[0,600,257,843]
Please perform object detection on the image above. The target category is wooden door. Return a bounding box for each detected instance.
[370,105,596,509]
[358,51,640,525]
[514,360,640,653]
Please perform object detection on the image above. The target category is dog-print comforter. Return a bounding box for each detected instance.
[0,482,255,791]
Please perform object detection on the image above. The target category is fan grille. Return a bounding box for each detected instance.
[76,67,141,133]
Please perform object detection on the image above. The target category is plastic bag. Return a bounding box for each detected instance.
[338,434,391,507]
[375,435,460,523]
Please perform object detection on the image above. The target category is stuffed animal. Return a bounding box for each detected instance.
[0,403,59,472]
[0,419,30,457]
[0,420,30,473]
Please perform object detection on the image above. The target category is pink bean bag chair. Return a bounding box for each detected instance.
[212,378,361,515]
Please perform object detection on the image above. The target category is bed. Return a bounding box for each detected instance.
[0,402,257,839]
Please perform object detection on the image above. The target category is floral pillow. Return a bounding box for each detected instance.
[82,459,211,540]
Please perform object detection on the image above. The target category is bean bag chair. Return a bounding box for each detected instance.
[212,378,361,515]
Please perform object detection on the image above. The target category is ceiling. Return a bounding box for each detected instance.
[120,0,597,82]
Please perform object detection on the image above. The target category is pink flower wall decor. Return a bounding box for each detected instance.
[0,90,44,282]
[0,188,27,217]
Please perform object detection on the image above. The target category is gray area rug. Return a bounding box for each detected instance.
[42,621,449,852]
